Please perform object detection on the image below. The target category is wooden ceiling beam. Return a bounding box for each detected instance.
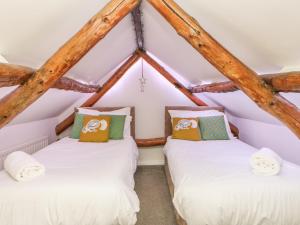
[0,0,140,128]
[55,51,140,135]
[191,72,300,93]
[0,63,101,92]
[148,0,300,138]
[131,2,145,50]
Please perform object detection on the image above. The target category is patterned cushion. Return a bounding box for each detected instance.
[70,113,84,139]
[172,117,201,141]
[199,116,229,140]
[79,115,111,142]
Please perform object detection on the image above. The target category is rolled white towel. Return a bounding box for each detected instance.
[4,151,45,182]
[250,148,282,176]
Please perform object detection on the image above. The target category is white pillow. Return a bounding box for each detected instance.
[168,109,234,139]
[77,107,132,137]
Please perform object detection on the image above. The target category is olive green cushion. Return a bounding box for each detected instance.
[70,113,126,140]
[199,116,229,140]
[70,113,84,139]
[109,115,126,140]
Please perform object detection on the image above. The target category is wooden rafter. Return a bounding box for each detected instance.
[191,72,300,93]
[0,63,101,92]
[137,50,207,106]
[147,0,300,138]
[0,0,140,128]
[131,2,144,50]
[55,52,140,135]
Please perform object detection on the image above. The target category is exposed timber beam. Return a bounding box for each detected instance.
[0,63,101,92]
[131,2,144,50]
[0,0,140,128]
[137,50,207,106]
[191,72,300,93]
[53,77,100,93]
[0,63,34,87]
[147,0,300,138]
[135,137,166,147]
[55,52,140,135]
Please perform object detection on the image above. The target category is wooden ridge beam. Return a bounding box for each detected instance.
[137,50,207,106]
[55,51,140,135]
[148,0,300,138]
[131,2,144,50]
[191,72,300,93]
[0,0,140,128]
[135,137,166,147]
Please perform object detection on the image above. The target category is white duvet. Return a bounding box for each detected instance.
[164,138,300,225]
[0,137,139,225]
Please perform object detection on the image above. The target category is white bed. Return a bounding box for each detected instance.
[0,137,139,225]
[164,137,300,225]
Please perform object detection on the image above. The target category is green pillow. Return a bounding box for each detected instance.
[71,114,126,140]
[70,113,84,139]
[108,115,126,140]
[199,116,229,140]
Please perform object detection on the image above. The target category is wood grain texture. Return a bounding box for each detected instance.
[148,0,300,138]
[191,72,300,93]
[53,77,100,93]
[135,137,166,147]
[55,52,140,135]
[0,63,34,87]
[138,50,207,106]
[0,0,140,128]
[131,2,144,50]
[164,157,188,225]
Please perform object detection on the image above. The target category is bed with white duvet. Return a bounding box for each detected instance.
[164,137,300,225]
[0,137,139,225]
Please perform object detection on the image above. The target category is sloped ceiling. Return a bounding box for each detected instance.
[0,0,299,127]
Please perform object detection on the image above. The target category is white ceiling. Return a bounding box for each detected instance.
[0,0,299,127]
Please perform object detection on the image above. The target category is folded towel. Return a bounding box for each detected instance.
[250,148,282,176]
[4,151,45,182]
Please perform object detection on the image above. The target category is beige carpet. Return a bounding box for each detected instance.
[134,166,176,225]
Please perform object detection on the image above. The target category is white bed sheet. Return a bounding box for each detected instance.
[164,138,300,225]
[0,137,139,225]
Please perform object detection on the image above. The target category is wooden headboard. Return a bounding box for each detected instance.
[77,107,135,139]
[165,106,239,138]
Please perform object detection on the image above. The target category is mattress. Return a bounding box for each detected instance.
[0,137,139,225]
[164,137,300,225]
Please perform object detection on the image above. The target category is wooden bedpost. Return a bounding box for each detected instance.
[0,0,140,128]
[147,0,300,138]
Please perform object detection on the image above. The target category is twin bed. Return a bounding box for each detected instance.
[164,106,300,225]
[0,106,300,225]
[0,107,139,225]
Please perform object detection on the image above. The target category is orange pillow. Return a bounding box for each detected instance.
[79,115,111,142]
[172,117,201,141]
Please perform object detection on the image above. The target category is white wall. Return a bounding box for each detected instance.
[0,117,57,151]
[229,115,300,165]
[95,59,197,165]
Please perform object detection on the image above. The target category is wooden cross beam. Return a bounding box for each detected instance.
[191,72,300,93]
[147,0,300,138]
[131,2,145,50]
[55,51,140,135]
[0,63,101,92]
[0,0,140,128]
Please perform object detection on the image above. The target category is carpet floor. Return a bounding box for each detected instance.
[134,166,176,225]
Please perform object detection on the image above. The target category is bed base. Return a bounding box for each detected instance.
[164,157,188,225]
